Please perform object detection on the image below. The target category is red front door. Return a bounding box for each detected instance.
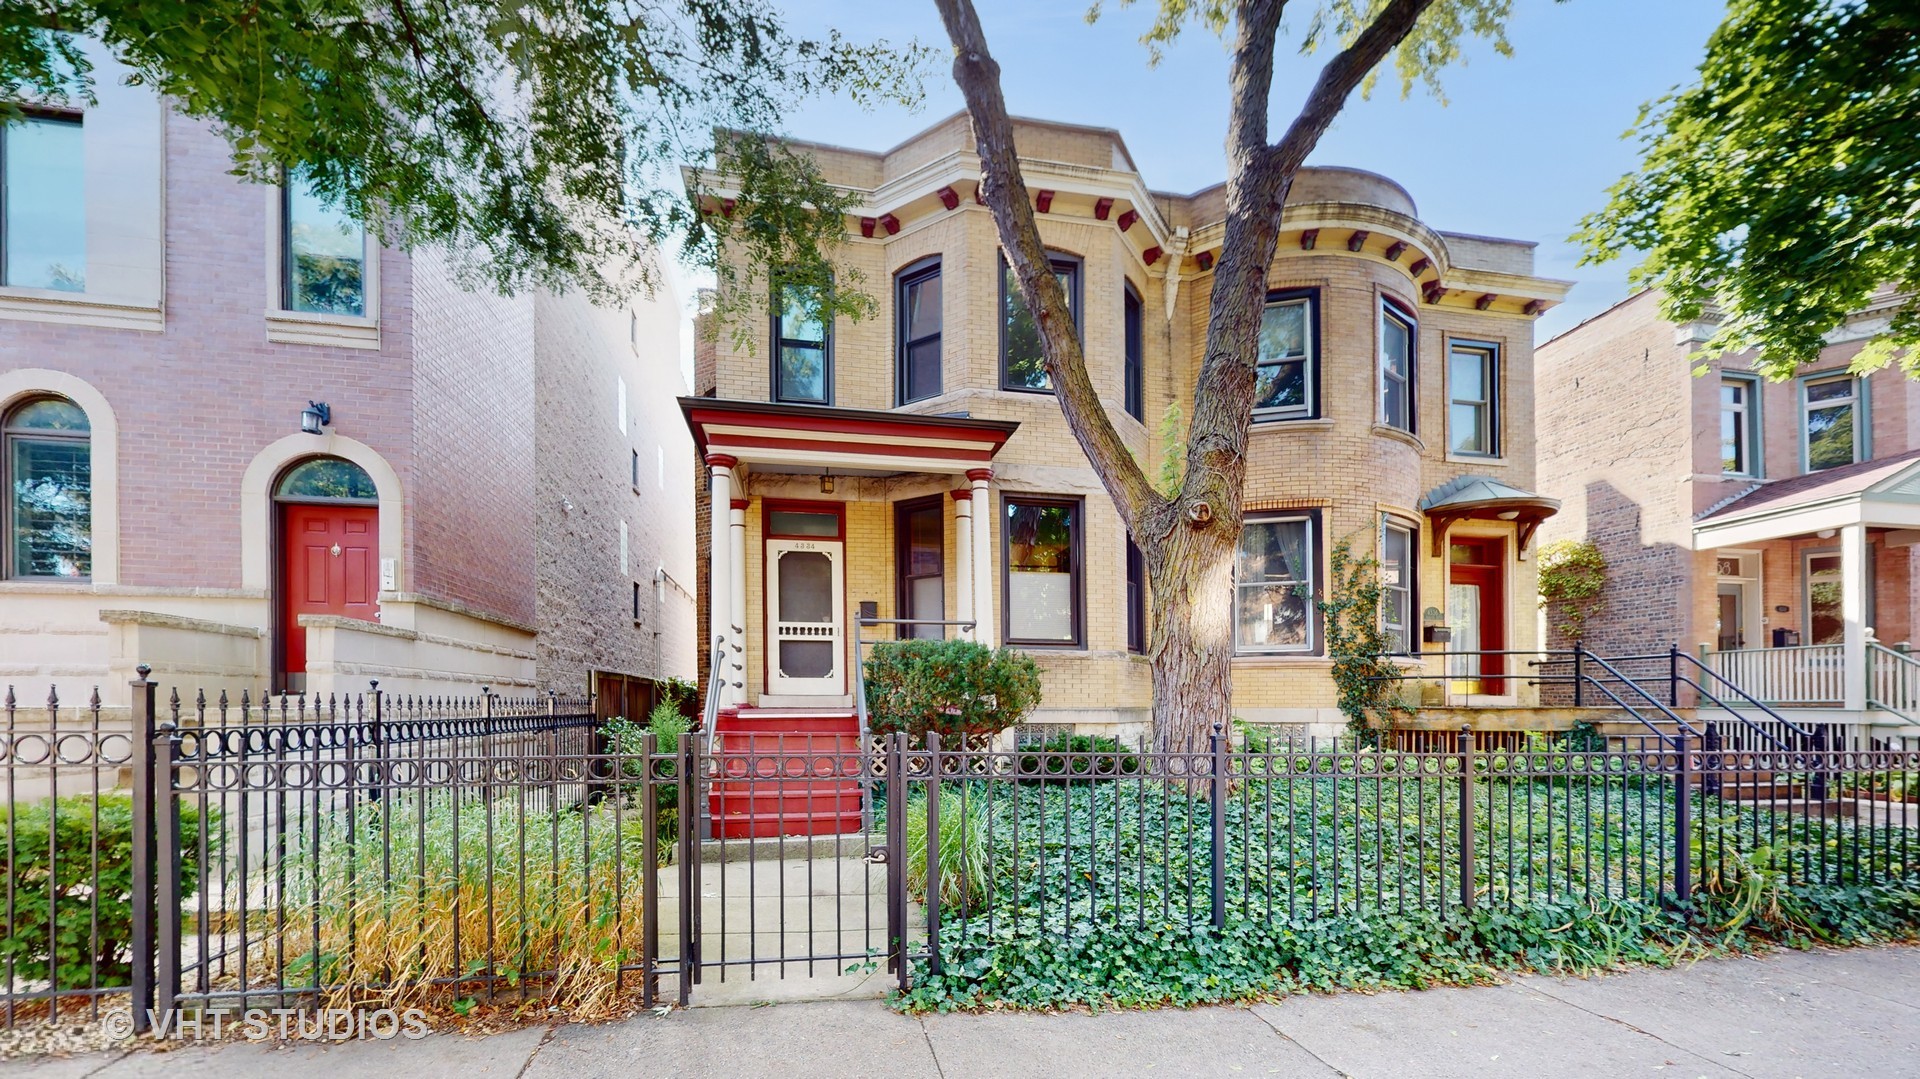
[280,503,380,680]
[1447,537,1507,695]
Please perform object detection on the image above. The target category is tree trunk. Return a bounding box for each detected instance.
[934,0,1440,758]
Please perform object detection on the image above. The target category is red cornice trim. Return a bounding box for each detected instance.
[687,407,1014,451]
[707,432,995,463]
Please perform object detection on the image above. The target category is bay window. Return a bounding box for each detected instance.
[1381,519,1417,654]
[1254,291,1316,420]
[1235,514,1316,654]
[1380,301,1416,432]
[1000,254,1080,392]
[1003,496,1082,646]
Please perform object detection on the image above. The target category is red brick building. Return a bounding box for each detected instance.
[0,52,695,714]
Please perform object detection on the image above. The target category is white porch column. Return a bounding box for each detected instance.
[968,469,995,646]
[706,454,738,707]
[951,489,975,639]
[729,497,748,706]
[1842,522,1869,711]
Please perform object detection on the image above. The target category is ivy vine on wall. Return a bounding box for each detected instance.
[1538,539,1609,642]
[1316,532,1415,744]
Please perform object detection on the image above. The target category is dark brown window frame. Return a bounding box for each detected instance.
[1,394,91,581]
[1123,281,1144,420]
[1379,297,1418,434]
[998,251,1083,394]
[893,494,946,639]
[1253,287,1321,423]
[1001,493,1085,649]
[896,255,943,405]
[771,279,833,405]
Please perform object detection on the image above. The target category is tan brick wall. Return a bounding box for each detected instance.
[703,118,1557,727]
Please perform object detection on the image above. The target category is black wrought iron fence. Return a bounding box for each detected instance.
[894,729,1920,983]
[7,674,1919,1029]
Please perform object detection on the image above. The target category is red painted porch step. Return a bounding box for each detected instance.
[708,708,867,838]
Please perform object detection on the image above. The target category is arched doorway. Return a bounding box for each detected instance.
[275,457,380,691]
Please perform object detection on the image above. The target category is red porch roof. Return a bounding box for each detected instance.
[679,397,1019,474]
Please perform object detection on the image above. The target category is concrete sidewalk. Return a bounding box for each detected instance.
[5,946,1917,1079]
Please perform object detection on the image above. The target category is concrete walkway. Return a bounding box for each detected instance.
[5,946,1917,1078]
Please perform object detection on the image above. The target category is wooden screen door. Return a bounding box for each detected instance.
[280,502,380,689]
[1446,537,1507,695]
[765,538,846,696]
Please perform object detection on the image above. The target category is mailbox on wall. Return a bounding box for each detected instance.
[1772,628,1801,648]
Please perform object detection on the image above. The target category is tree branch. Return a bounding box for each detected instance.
[932,0,1163,538]
[1268,0,1437,173]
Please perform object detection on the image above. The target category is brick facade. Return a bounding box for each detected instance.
[1,87,695,704]
[696,114,1570,733]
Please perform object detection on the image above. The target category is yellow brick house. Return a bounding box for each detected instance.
[686,114,1571,748]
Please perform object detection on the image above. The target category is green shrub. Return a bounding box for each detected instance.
[904,787,991,916]
[1016,734,1141,782]
[864,638,1042,742]
[600,704,691,864]
[0,793,215,988]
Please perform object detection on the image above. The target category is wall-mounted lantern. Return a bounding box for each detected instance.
[300,401,331,435]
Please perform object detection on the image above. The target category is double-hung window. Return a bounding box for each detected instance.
[1447,342,1498,456]
[2,112,86,292]
[1125,538,1146,653]
[1123,283,1145,420]
[3,396,91,580]
[1721,375,1761,476]
[282,174,366,316]
[1000,254,1080,392]
[1803,374,1862,472]
[1381,519,1417,654]
[1254,291,1315,420]
[773,281,831,404]
[1235,514,1316,654]
[1003,496,1082,646]
[896,257,942,404]
[1379,301,1416,432]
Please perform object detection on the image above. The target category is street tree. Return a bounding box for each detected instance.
[1579,0,1920,379]
[933,0,1537,753]
[0,1,928,318]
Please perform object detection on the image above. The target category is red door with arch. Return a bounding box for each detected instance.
[275,458,381,689]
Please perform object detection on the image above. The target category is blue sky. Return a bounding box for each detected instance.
[758,0,1728,342]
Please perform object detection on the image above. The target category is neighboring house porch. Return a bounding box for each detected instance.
[1695,449,1920,719]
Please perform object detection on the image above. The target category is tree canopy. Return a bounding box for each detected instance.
[1579,0,1920,379]
[0,2,928,314]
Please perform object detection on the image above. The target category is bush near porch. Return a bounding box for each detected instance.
[864,638,1042,742]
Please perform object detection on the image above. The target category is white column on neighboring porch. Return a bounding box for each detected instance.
[1842,522,1869,711]
[968,469,995,646]
[951,489,975,639]
[729,497,749,706]
[705,454,738,707]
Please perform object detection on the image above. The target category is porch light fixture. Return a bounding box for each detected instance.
[1497,510,1520,520]
[300,401,331,435]
[1817,528,1837,539]
[820,469,835,495]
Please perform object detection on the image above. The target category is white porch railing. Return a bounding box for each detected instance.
[1705,643,1846,706]
[1869,643,1920,719]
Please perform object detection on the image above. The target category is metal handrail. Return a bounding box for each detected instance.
[700,637,729,758]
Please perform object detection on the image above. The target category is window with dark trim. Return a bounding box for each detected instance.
[1447,341,1499,457]
[1803,374,1862,472]
[1123,283,1144,420]
[1003,495,1083,646]
[3,395,91,579]
[1125,537,1146,653]
[1000,253,1081,392]
[633,581,642,621]
[772,281,831,404]
[896,257,942,404]
[2,111,85,291]
[1235,512,1319,655]
[1380,300,1416,433]
[1255,289,1317,421]
[1721,374,1761,476]
[282,172,366,316]
[631,449,640,488]
[895,496,945,640]
[1381,517,1418,655]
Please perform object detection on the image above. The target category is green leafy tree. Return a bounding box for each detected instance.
[1317,533,1414,743]
[0,2,929,316]
[933,0,1547,754]
[1579,0,1920,377]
